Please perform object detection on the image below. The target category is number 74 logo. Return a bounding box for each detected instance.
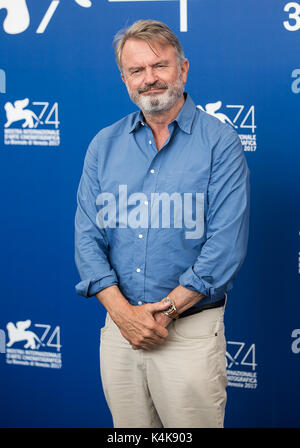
[226,341,257,371]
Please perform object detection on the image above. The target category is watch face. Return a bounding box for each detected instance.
[164,305,175,316]
[162,297,176,318]
[163,305,173,316]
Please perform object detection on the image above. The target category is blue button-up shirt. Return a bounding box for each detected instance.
[74,93,250,308]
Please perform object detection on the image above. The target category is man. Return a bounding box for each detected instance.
[75,19,250,428]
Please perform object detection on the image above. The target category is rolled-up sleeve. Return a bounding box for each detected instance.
[179,129,250,300]
[74,137,119,297]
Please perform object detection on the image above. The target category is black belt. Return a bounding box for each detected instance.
[178,296,226,319]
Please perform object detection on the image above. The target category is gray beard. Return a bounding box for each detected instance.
[127,78,185,115]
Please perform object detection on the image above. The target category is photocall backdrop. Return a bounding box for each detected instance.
[0,0,299,428]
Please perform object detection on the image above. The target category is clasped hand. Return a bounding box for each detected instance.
[115,300,172,351]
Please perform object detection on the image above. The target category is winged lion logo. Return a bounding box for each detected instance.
[197,101,238,128]
[4,98,42,128]
[6,320,45,349]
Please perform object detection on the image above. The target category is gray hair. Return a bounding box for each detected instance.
[113,19,185,73]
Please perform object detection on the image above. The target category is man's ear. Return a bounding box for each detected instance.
[181,58,189,84]
[121,72,126,85]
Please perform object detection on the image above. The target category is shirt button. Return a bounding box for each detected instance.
[136,268,141,272]
[138,234,143,238]
[141,122,145,126]
[144,200,148,205]
[150,169,155,174]
[149,140,152,144]
[138,301,143,305]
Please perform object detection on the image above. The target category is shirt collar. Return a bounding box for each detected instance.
[128,92,197,135]
[173,93,197,134]
[129,110,145,133]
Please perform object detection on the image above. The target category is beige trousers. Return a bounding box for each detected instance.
[99,305,228,428]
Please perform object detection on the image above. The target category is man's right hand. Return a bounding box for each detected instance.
[96,286,171,350]
[114,301,171,350]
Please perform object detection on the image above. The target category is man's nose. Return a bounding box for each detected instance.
[143,67,159,85]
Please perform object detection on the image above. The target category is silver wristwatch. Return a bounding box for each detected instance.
[161,297,179,320]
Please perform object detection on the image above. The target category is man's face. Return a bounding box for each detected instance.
[120,38,189,114]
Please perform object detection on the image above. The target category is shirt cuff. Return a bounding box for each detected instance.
[179,266,230,301]
[75,270,119,298]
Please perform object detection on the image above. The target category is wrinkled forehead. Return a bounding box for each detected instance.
[121,37,177,68]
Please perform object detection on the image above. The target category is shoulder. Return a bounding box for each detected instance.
[82,110,139,165]
[195,107,243,164]
[196,105,237,138]
[89,110,139,149]
[198,105,241,139]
